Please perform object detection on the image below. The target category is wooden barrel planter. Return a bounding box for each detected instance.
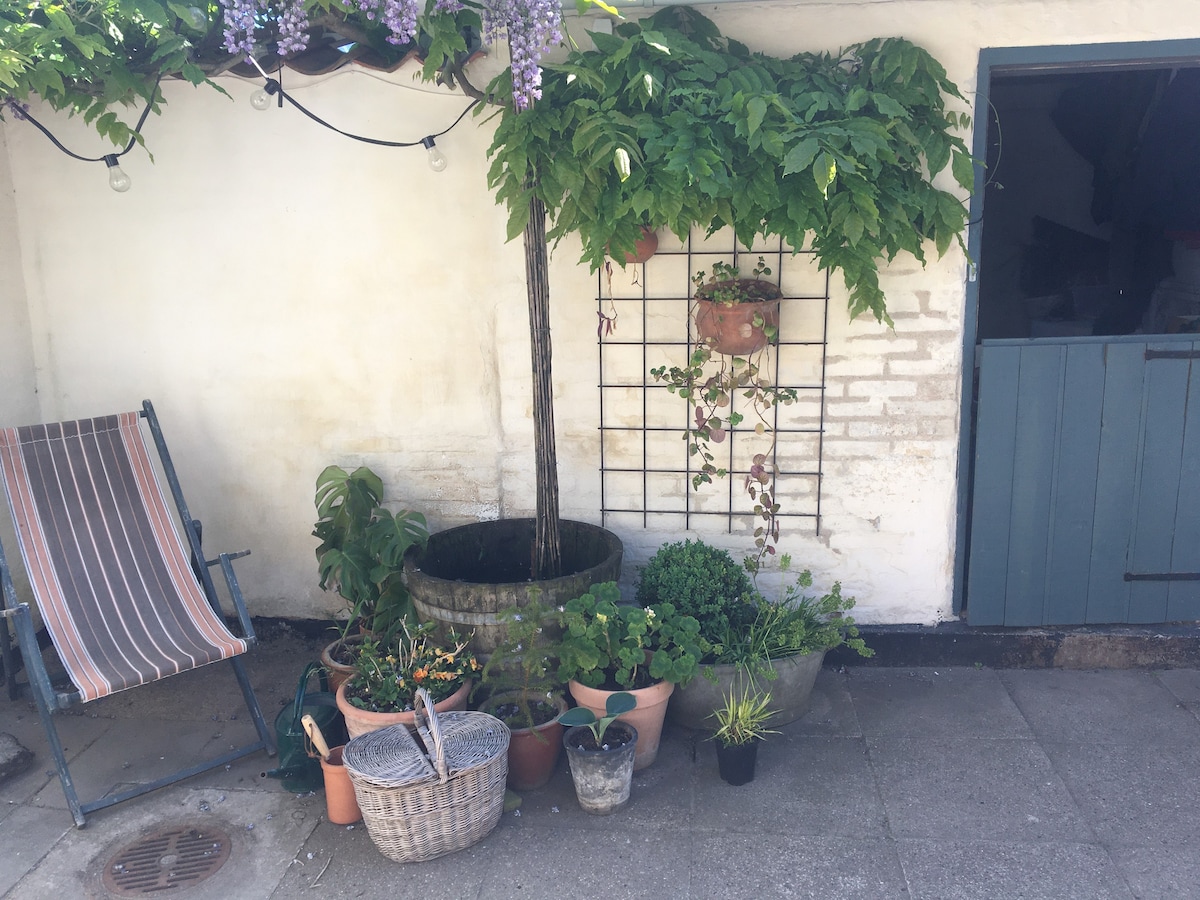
[404,518,624,656]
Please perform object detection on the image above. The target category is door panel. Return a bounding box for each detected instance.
[968,335,1199,625]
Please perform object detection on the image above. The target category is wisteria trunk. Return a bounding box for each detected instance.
[524,195,562,579]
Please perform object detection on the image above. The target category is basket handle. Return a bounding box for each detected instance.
[413,688,448,782]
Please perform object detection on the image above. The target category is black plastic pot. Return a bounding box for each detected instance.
[715,738,760,786]
[562,722,638,815]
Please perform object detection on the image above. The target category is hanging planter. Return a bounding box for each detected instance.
[692,260,783,356]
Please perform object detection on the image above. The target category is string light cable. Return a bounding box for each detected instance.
[4,76,162,192]
[245,55,477,171]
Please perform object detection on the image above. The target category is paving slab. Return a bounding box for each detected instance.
[1039,739,1200,847]
[868,736,1092,843]
[690,734,887,839]
[1000,669,1200,746]
[848,667,1034,739]
[896,839,1135,900]
[689,832,908,900]
[8,785,318,900]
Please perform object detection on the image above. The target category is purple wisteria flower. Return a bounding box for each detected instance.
[222,0,310,56]
[481,0,562,110]
[221,0,563,109]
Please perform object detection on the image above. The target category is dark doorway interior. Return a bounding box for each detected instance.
[977,67,1200,341]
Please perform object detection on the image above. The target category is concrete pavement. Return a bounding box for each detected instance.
[3,623,1200,899]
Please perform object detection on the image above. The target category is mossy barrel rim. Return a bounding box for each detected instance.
[404,518,624,655]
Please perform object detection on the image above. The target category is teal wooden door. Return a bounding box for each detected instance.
[967,335,1200,625]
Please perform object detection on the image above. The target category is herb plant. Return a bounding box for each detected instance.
[553,582,702,690]
[704,557,873,683]
[478,595,566,730]
[635,540,754,648]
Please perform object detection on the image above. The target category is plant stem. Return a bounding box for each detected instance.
[524,193,562,578]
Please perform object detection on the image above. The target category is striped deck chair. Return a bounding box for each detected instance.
[0,400,275,826]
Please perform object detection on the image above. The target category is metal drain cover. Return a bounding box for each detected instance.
[102,824,231,896]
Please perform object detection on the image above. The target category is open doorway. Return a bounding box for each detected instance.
[956,46,1200,625]
[977,66,1200,341]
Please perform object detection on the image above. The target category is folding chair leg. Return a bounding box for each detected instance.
[3,604,87,825]
[1,612,17,701]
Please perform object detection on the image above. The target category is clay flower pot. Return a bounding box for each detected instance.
[319,745,362,824]
[568,677,674,771]
[693,289,782,356]
[335,679,472,739]
[624,227,659,264]
[485,690,568,791]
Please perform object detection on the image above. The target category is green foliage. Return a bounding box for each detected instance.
[313,464,429,642]
[692,257,775,307]
[711,684,777,746]
[705,557,873,681]
[478,594,565,731]
[344,620,479,713]
[0,0,483,145]
[653,335,798,566]
[557,690,635,745]
[487,6,973,324]
[552,581,702,689]
[0,0,225,147]
[635,539,753,648]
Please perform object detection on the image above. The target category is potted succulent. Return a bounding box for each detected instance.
[692,257,783,356]
[559,691,638,815]
[334,619,479,738]
[711,685,778,786]
[670,557,873,730]
[476,597,569,791]
[312,465,429,689]
[552,581,701,770]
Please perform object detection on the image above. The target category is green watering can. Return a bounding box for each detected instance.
[263,662,348,793]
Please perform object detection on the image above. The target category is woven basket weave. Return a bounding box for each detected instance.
[343,688,510,863]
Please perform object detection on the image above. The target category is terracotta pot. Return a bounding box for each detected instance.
[569,677,674,771]
[668,649,825,730]
[484,691,568,791]
[563,722,638,815]
[693,279,783,356]
[624,227,659,264]
[335,679,472,739]
[319,635,363,694]
[320,745,362,824]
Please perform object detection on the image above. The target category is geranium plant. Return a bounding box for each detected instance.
[344,620,479,713]
[553,581,702,690]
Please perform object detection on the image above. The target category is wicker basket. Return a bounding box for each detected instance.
[343,687,510,863]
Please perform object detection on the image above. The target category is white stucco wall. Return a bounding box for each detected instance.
[2,0,1198,626]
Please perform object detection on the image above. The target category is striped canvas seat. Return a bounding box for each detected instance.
[0,401,274,826]
[0,412,247,702]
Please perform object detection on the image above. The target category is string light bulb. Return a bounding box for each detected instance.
[104,155,131,193]
[421,136,448,172]
[251,79,281,111]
